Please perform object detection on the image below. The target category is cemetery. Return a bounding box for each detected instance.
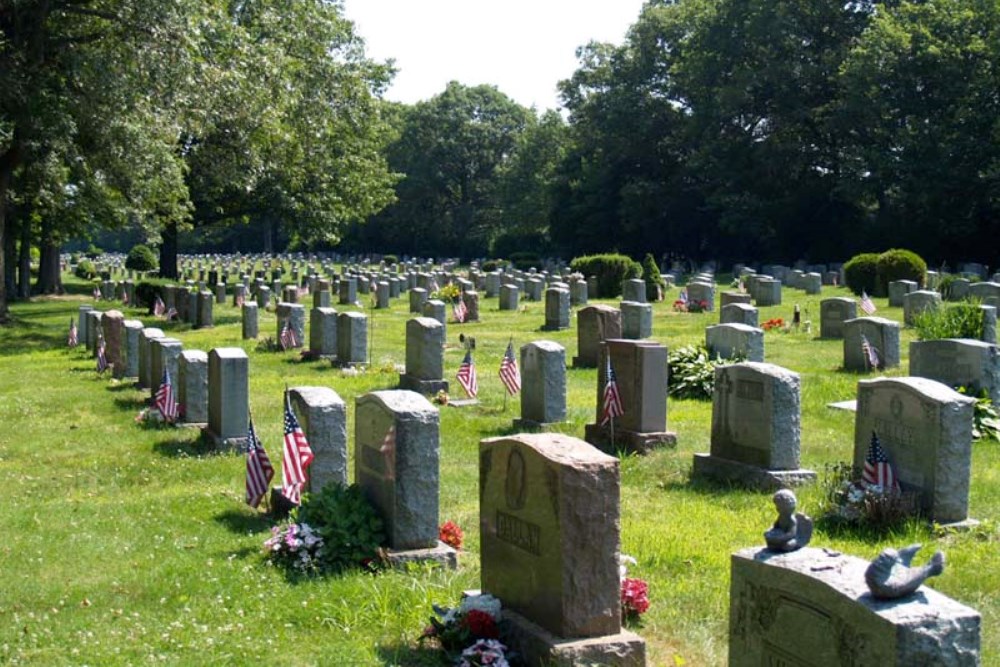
[0,254,997,665]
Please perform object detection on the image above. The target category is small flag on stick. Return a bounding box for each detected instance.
[600,356,625,426]
[861,333,880,370]
[457,350,478,398]
[860,290,877,315]
[281,392,314,505]
[862,432,900,492]
[245,415,274,509]
[67,319,78,348]
[279,319,299,350]
[96,335,109,374]
[453,297,468,323]
[498,341,521,396]
[155,368,179,422]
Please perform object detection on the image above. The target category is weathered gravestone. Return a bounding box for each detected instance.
[196,290,214,329]
[729,546,980,666]
[947,278,971,302]
[462,290,480,322]
[526,278,544,301]
[309,307,338,358]
[802,272,822,295]
[77,305,94,347]
[398,317,447,394]
[910,338,1000,405]
[408,286,426,313]
[687,281,715,311]
[214,282,226,305]
[819,297,857,339]
[754,278,782,307]
[289,386,347,492]
[903,290,942,326]
[573,305,622,368]
[242,301,259,340]
[584,339,676,454]
[101,310,126,378]
[982,305,997,345]
[543,287,570,331]
[178,350,208,425]
[85,310,103,355]
[336,311,367,366]
[480,433,646,666]
[257,285,271,310]
[693,362,815,489]
[843,317,901,371]
[706,323,765,362]
[355,390,455,567]
[137,327,165,389]
[422,299,447,339]
[622,278,646,303]
[122,320,143,379]
[720,291,752,308]
[720,303,759,328]
[150,338,183,399]
[338,277,357,305]
[967,281,1000,305]
[620,301,652,339]
[275,303,305,348]
[312,285,330,309]
[888,279,918,307]
[206,347,250,448]
[499,283,519,311]
[854,377,976,525]
[570,279,588,306]
[514,341,566,429]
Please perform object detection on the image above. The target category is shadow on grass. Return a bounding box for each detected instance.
[151,433,218,459]
[659,474,774,497]
[375,643,447,666]
[0,314,66,356]
[113,395,148,412]
[105,380,140,392]
[214,509,272,536]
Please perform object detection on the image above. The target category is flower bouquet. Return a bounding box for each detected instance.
[420,593,504,655]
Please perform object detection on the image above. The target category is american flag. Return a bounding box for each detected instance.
[122,290,129,306]
[67,319,78,347]
[96,335,109,374]
[155,368,179,422]
[154,295,166,316]
[678,289,689,305]
[453,297,468,323]
[235,291,244,308]
[498,341,521,395]
[281,393,314,505]
[600,355,625,426]
[165,306,178,321]
[245,415,274,508]
[860,290,877,315]
[93,285,101,300]
[860,333,880,369]
[456,350,478,398]
[862,432,900,492]
[279,319,299,350]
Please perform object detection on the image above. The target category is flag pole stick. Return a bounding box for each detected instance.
[609,415,615,450]
[503,335,512,412]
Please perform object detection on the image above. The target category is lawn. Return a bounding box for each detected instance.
[0,270,996,666]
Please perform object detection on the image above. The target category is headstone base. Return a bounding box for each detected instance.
[512,418,564,431]
[177,421,208,429]
[384,541,458,571]
[500,608,646,667]
[584,423,676,455]
[330,358,366,369]
[446,398,479,408]
[397,374,448,395]
[936,518,981,533]
[541,324,570,332]
[201,428,248,452]
[691,453,816,491]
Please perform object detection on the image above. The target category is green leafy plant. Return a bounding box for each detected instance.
[817,462,917,533]
[382,254,399,266]
[135,279,172,310]
[957,387,1000,442]
[74,259,98,280]
[668,344,734,400]
[569,253,642,298]
[876,248,927,294]
[641,253,665,302]
[912,303,984,341]
[293,484,385,574]
[433,282,462,303]
[85,243,103,259]
[481,259,503,272]
[843,252,879,296]
[125,244,158,272]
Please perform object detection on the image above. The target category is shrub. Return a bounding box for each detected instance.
[570,253,642,298]
[509,251,541,271]
[843,252,879,296]
[293,484,385,573]
[85,243,103,259]
[135,279,172,310]
[125,244,158,272]
[74,259,98,280]
[912,303,984,341]
[382,254,398,266]
[876,248,926,294]
[641,253,664,302]
[481,259,503,272]
[667,344,736,400]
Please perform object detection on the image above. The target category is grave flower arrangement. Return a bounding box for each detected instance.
[761,317,785,331]
[619,554,651,621]
[820,463,915,530]
[458,638,510,667]
[439,520,464,550]
[263,522,324,573]
[420,593,504,656]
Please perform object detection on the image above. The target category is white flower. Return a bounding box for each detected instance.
[619,554,638,579]
[459,593,502,621]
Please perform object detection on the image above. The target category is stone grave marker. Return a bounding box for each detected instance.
[570,279,588,306]
[888,279,918,307]
[101,310,126,378]
[910,338,1000,405]
[706,323,765,362]
[802,272,822,294]
[137,327,165,389]
[573,305,622,368]
[514,341,566,428]
[309,307,338,358]
[622,278,646,303]
[903,290,942,326]
[150,338,183,398]
[338,277,357,305]
[77,305,94,347]
[206,347,249,448]
[720,303,759,328]
[196,290,214,328]
[123,320,143,379]
[755,278,782,306]
[843,317,901,371]
[85,310,102,355]
[543,287,570,331]
[687,281,715,311]
[462,290,481,322]
[242,301,259,339]
[398,317,447,394]
[289,387,347,492]
[499,283,519,311]
[275,303,305,348]
[620,301,652,339]
[178,350,208,425]
[720,291,752,308]
[820,297,857,339]
[336,311,367,365]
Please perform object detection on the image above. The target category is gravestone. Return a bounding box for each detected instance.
[282,285,300,304]
[947,278,971,302]
[257,285,271,310]
[101,310,126,378]
[313,286,330,309]
[526,278,544,301]
[903,290,942,326]
[150,338,184,399]
[399,317,447,394]
[720,303,759,328]
[574,305,622,368]
[755,278,782,307]
[408,286,426,313]
[123,320,143,379]
[422,299,447,339]
[485,272,501,298]
[480,433,645,666]
[514,341,566,428]
[77,305,94,347]
[693,362,814,489]
[336,311,367,365]
[309,307,338,358]
[338,277,357,305]
[584,339,675,454]
[242,302,259,339]
[499,283,519,311]
[137,327,165,389]
[570,279,588,306]
[620,301,652,339]
[232,283,247,307]
[215,282,226,305]
[967,281,1000,304]
[720,291,752,308]
[289,386,348,492]
[687,281,715,311]
[910,338,1000,405]
[802,272,822,295]
[543,287,570,331]
[854,377,976,524]
[85,310,102,354]
[843,317,901,371]
[196,290,214,328]
[275,303,305,348]
[729,546,980,667]
[178,350,208,424]
[820,298,857,339]
[462,290,481,322]
[206,347,250,448]
[163,285,177,312]
[982,305,997,344]
[706,323,765,362]
[622,279,646,303]
[888,279,918,307]
[355,390,455,567]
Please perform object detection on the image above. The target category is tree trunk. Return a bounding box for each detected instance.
[0,142,22,323]
[159,221,178,279]
[2,217,14,307]
[17,218,31,298]
[36,219,63,294]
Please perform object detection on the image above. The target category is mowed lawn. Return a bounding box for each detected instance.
[0,272,997,666]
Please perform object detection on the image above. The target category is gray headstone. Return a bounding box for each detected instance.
[178,350,208,424]
[574,305,622,368]
[526,278,544,301]
[196,291,214,329]
[543,287,570,331]
[242,302,259,339]
[101,310,126,378]
[462,290,480,322]
[422,299,447,339]
[516,341,566,427]
[207,347,250,446]
[843,317,901,371]
[720,303,759,328]
[888,279,918,307]
[123,320,143,379]
[77,305,95,346]
[622,278,647,303]
[338,277,357,305]
[485,272,501,298]
[275,303,306,348]
[620,301,652,339]
[982,305,997,344]
[802,272,822,295]
[754,278,782,307]
[309,307,338,357]
[85,310,103,354]
[337,311,367,365]
[720,291,752,308]
[903,290,942,326]
[947,278,970,302]
[408,287,426,313]
[399,317,447,394]
[257,286,271,310]
[910,338,1000,405]
[137,327,165,389]
[289,386,348,493]
[313,287,330,309]
[820,298,857,339]
[499,283,519,311]
[150,338,183,397]
[215,282,226,305]
[706,323,765,362]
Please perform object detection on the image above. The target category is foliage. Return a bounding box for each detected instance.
[125,244,158,272]
[641,253,664,302]
[876,249,927,294]
[667,344,732,400]
[957,387,1000,443]
[135,279,172,310]
[912,303,984,341]
[382,255,398,266]
[74,260,98,280]
[843,253,880,296]
[292,484,385,574]
[439,521,464,550]
[818,463,916,532]
[433,283,462,303]
[569,253,642,298]
[481,260,502,273]
[263,522,325,574]
[85,245,104,260]
[420,593,503,655]
[492,231,549,262]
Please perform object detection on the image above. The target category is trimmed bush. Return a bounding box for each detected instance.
[843,252,879,296]
[913,303,984,341]
[74,259,98,280]
[481,259,504,273]
[85,243,103,259]
[135,279,172,310]
[125,244,158,272]
[570,253,642,298]
[876,248,926,294]
[641,253,664,302]
[382,254,398,266]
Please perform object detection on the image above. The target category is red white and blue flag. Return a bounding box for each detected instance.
[281,393,314,505]
[245,415,274,508]
[862,432,900,493]
[96,335,109,374]
[861,333,880,370]
[860,290,877,315]
[280,319,299,350]
[457,350,478,398]
[155,368,179,422]
[154,295,166,316]
[600,355,625,426]
[498,341,521,396]
[67,319,78,348]
[453,297,468,323]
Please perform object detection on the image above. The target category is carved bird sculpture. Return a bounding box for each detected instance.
[865,544,945,600]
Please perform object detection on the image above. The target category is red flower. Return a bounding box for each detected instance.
[462,609,499,639]
[621,577,650,617]
[439,520,464,550]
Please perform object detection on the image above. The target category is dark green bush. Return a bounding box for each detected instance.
[135,279,171,310]
[667,344,736,400]
[74,259,98,280]
[382,254,399,266]
[481,259,502,272]
[570,253,642,298]
[843,252,879,296]
[641,253,664,302]
[85,243,103,259]
[510,251,541,271]
[294,484,385,573]
[913,303,984,341]
[876,248,926,294]
[125,244,158,272]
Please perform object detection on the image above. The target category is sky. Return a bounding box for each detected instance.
[342,0,648,112]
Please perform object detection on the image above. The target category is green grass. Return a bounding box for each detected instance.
[0,273,997,665]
